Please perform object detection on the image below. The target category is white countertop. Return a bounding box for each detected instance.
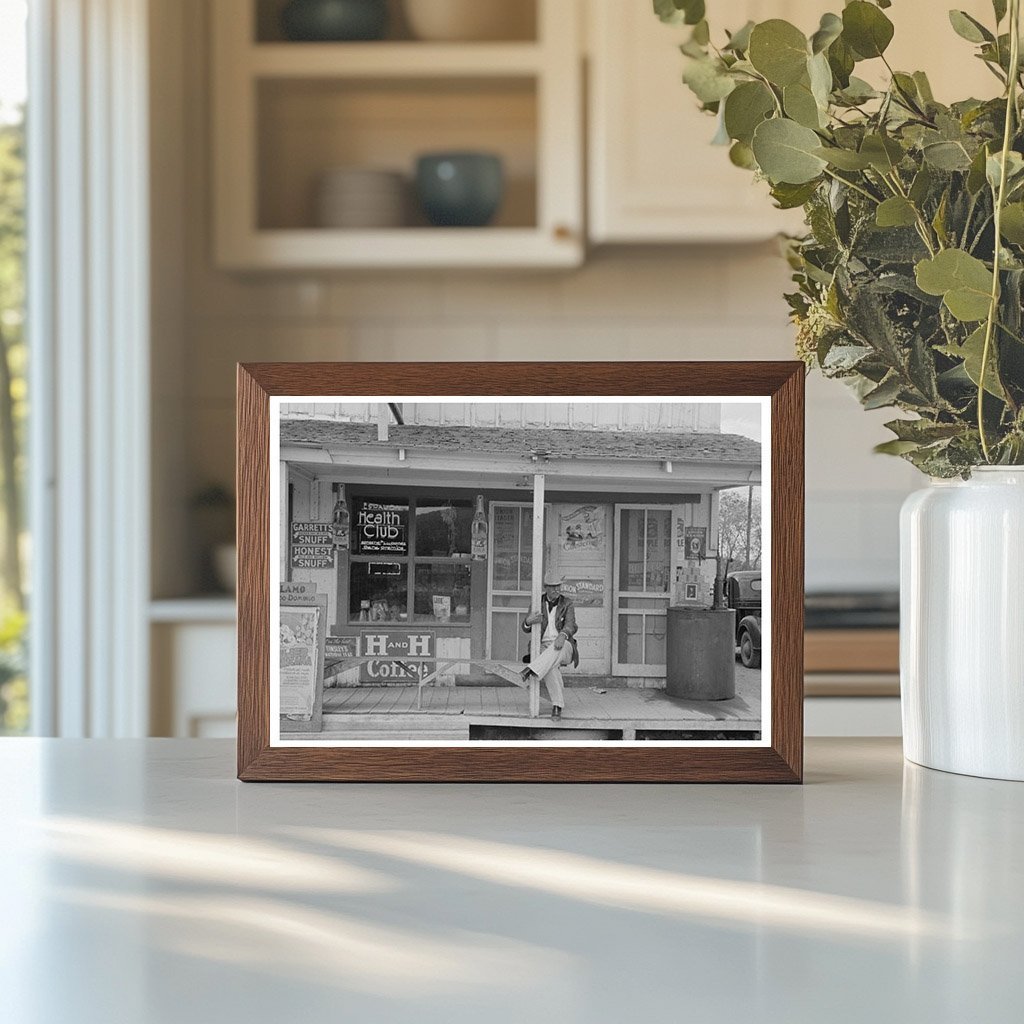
[1,738,1020,1023]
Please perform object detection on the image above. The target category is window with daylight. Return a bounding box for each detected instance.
[0,0,27,734]
[349,496,474,624]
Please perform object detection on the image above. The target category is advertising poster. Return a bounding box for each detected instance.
[291,522,335,570]
[279,607,320,717]
[353,499,408,555]
[560,505,606,553]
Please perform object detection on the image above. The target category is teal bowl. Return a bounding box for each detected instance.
[415,153,505,228]
[281,0,388,42]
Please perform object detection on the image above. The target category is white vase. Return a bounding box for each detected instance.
[900,467,1024,780]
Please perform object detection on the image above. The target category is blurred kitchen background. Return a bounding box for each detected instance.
[2,0,997,739]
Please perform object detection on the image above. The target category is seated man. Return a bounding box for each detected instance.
[521,572,579,720]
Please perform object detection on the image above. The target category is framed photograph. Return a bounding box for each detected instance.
[237,362,804,782]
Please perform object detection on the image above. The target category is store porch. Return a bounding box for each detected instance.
[319,666,762,741]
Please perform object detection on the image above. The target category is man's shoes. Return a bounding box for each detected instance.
[551,705,562,721]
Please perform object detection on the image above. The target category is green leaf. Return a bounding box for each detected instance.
[723,81,775,144]
[827,36,856,88]
[1000,203,1024,244]
[913,71,935,104]
[915,249,994,322]
[729,140,757,170]
[748,20,810,86]
[923,140,972,171]
[814,146,872,170]
[784,80,824,129]
[751,118,828,184]
[837,76,879,104]
[862,374,903,409]
[691,19,710,45]
[724,20,755,53]
[807,51,833,108]
[948,10,994,44]
[986,150,1024,191]
[842,1,895,59]
[653,0,705,26]
[682,57,736,104]
[940,326,1006,398]
[770,180,820,209]
[967,144,991,194]
[993,0,1008,24]
[810,12,843,54]
[860,133,904,173]
[876,197,918,228]
[875,439,922,455]
[909,164,933,205]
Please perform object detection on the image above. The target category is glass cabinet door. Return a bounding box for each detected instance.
[613,505,671,676]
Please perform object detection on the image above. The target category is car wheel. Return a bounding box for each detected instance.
[739,628,760,669]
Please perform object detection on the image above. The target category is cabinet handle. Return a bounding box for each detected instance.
[553,224,575,241]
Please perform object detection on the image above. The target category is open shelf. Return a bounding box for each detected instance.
[213,0,582,268]
[249,42,544,77]
[254,0,538,45]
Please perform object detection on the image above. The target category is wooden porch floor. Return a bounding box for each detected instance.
[319,670,761,740]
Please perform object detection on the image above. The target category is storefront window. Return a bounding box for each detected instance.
[414,563,471,623]
[350,561,408,622]
[352,498,409,556]
[347,495,475,624]
[415,499,472,557]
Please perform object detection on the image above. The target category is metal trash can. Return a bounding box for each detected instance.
[665,607,736,700]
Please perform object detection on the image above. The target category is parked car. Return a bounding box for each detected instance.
[726,570,761,669]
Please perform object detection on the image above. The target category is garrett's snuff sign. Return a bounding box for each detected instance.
[291,522,335,570]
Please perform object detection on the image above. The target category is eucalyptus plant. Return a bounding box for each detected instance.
[657,0,1024,476]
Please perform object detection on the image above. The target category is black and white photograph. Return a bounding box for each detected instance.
[271,397,769,745]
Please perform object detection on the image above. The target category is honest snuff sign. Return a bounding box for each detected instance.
[358,630,435,684]
[291,522,334,570]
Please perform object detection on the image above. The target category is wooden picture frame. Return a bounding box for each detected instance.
[237,362,804,782]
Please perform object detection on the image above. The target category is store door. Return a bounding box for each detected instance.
[487,502,537,662]
[612,505,672,677]
[550,503,613,674]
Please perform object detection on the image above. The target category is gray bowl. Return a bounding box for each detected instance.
[280,0,388,42]
[415,152,505,228]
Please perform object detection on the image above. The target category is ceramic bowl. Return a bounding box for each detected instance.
[415,152,504,228]
[281,0,388,42]
[403,0,534,42]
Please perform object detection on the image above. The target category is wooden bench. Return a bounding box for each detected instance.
[325,656,543,716]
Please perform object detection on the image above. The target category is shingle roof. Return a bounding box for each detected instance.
[280,421,761,465]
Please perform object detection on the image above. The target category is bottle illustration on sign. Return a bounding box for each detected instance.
[471,494,487,561]
[332,484,350,550]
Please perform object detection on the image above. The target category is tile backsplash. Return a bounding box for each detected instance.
[180,246,917,594]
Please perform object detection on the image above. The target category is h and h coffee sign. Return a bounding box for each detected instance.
[358,630,435,683]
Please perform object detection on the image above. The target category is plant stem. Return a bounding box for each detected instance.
[979,0,1021,462]
[822,167,881,205]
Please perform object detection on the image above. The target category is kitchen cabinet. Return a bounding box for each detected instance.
[586,0,999,244]
[211,0,583,269]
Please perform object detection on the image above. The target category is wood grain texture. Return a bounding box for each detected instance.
[805,629,899,674]
[237,361,805,783]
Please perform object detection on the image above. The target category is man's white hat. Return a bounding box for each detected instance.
[543,571,563,587]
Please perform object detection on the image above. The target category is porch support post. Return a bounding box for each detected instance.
[530,473,545,718]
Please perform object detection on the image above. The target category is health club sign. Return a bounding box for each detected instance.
[358,631,435,683]
[354,500,408,555]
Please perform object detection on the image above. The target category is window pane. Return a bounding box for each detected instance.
[490,611,527,661]
[415,499,472,557]
[414,563,471,623]
[620,597,670,610]
[352,498,409,556]
[491,505,520,590]
[619,509,646,592]
[645,510,671,593]
[644,614,667,665]
[0,4,28,735]
[617,613,643,665]
[518,507,533,588]
[350,561,408,622]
